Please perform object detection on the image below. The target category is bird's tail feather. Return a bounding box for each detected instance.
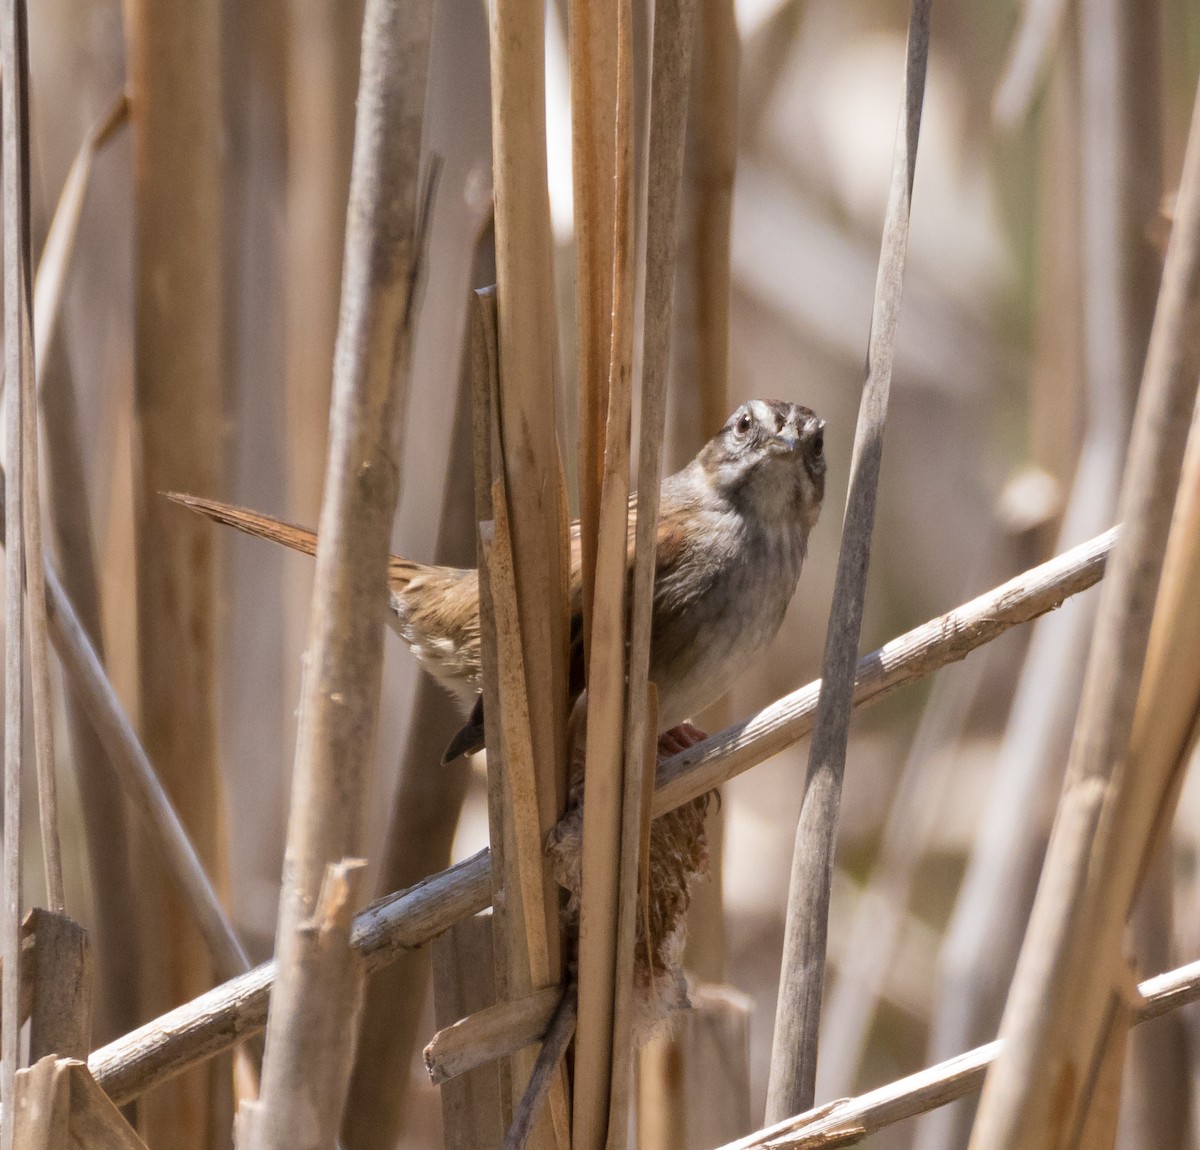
[166,493,320,558]
[167,492,429,592]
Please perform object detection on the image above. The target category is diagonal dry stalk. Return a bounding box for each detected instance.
[968,65,1200,1150]
[765,0,932,1120]
[33,90,139,1044]
[81,523,1117,1108]
[716,958,1200,1150]
[243,2,432,1145]
[1,2,33,1146]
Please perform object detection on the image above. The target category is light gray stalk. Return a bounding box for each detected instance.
[245,3,432,1147]
[765,1,931,1117]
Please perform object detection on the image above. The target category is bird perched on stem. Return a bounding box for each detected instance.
[171,399,826,762]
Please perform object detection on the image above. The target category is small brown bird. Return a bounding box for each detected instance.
[171,399,825,760]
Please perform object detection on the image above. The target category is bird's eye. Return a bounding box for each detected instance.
[736,412,753,436]
[811,429,824,456]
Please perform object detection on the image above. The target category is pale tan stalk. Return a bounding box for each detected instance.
[611,0,698,1141]
[34,92,139,1045]
[488,0,571,1139]
[572,0,635,1140]
[968,66,1200,1150]
[243,2,432,1145]
[123,0,226,1137]
[569,0,618,649]
[1,3,32,1145]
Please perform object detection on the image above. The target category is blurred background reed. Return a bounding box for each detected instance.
[16,0,1200,1146]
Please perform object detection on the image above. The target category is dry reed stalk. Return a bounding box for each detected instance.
[470,286,519,1128]
[0,475,249,982]
[88,850,492,1106]
[25,910,92,1061]
[428,985,562,1086]
[32,94,128,377]
[124,0,226,1138]
[243,2,432,1145]
[1,3,32,1146]
[342,353,477,1148]
[639,11,732,1138]
[283,0,363,856]
[23,204,63,917]
[284,0,360,525]
[817,650,986,1098]
[506,987,578,1150]
[487,0,571,1140]
[920,39,1124,1150]
[610,2,698,1141]
[673,0,736,454]
[80,524,1118,1107]
[765,0,931,1118]
[571,0,635,1140]
[716,959,1200,1150]
[569,0,619,648]
[13,1056,149,1149]
[433,915,505,1150]
[33,93,138,1045]
[992,0,1071,127]
[967,67,1200,1150]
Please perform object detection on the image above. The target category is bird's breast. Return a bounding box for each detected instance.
[648,524,805,730]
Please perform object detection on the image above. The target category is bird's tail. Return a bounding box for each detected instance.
[166,493,320,559]
[167,492,436,594]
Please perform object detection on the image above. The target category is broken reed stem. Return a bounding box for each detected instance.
[716,958,1200,1150]
[969,66,1200,1150]
[245,3,432,1146]
[572,0,635,1140]
[1,0,31,1144]
[426,985,561,1087]
[82,526,1115,1108]
[607,0,698,1139]
[766,2,931,1118]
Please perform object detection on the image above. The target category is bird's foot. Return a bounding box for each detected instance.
[657,722,708,758]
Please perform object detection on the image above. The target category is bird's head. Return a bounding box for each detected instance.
[697,399,826,527]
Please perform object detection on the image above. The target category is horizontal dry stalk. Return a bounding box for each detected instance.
[83,525,1116,1104]
[714,958,1200,1150]
[426,985,561,1086]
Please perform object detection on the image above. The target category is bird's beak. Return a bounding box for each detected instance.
[769,432,800,455]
